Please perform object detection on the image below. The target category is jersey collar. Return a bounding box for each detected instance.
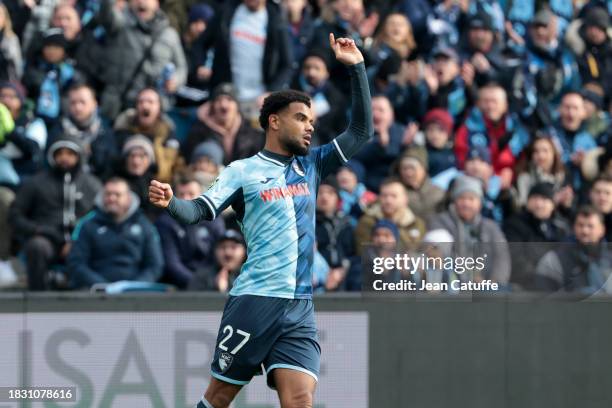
[257,149,293,167]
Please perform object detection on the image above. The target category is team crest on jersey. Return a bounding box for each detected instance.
[292,160,305,176]
[219,352,233,373]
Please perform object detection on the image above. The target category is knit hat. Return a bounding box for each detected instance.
[451,175,483,200]
[402,147,428,170]
[211,83,238,102]
[218,229,245,245]
[0,81,26,104]
[532,9,553,26]
[47,134,83,166]
[304,48,333,71]
[466,145,492,164]
[581,88,604,109]
[340,160,366,183]
[319,174,339,194]
[42,27,67,48]
[191,141,224,166]
[123,135,156,163]
[423,108,454,135]
[432,46,459,61]
[423,228,455,243]
[188,4,214,24]
[528,182,555,201]
[468,11,494,31]
[584,7,610,31]
[372,219,400,241]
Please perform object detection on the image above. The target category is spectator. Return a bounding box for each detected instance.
[26,4,80,59]
[9,134,101,290]
[198,0,293,108]
[183,3,215,91]
[0,81,47,184]
[392,147,444,221]
[420,108,455,179]
[0,3,24,81]
[188,229,246,292]
[291,48,347,145]
[514,134,570,208]
[156,174,225,289]
[460,11,503,86]
[589,175,612,242]
[189,141,224,186]
[20,0,60,52]
[23,28,77,125]
[525,9,581,112]
[113,135,158,218]
[429,175,510,284]
[354,95,407,192]
[368,12,417,68]
[504,182,570,289]
[535,205,610,293]
[48,83,116,178]
[68,177,163,288]
[455,83,529,187]
[566,7,612,99]
[282,0,316,69]
[581,83,609,144]
[182,83,264,166]
[114,87,183,183]
[355,177,425,255]
[315,176,355,291]
[336,162,377,226]
[97,0,187,118]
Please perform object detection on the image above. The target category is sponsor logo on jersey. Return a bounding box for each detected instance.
[259,183,311,202]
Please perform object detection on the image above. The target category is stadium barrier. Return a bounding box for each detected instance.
[1,292,612,407]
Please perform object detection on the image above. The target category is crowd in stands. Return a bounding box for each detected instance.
[1,0,612,294]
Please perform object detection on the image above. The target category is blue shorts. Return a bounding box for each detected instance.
[210,295,320,389]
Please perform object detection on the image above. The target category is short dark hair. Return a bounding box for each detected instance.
[593,174,612,187]
[173,172,202,190]
[67,82,96,99]
[574,205,605,225]
[259,90,311,130]
[105,176,129,189]
[379,177,406,191]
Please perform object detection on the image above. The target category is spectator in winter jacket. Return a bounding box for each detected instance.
[183,4,215,91]
[315,176,355,291]
[535,205,610,293]
[428,175,511,284]
[336,161,377,226]
[504,182,571,290]
[581,83,609,144]
[22,28,78,126]
[455,83,529,188]
[421,108,455,178]
[155,174,225,289]
[9,134,101,290]
[291,48,347,145]
[589,175,612,242]
[0,3,24,81]
[188,229,247,292]
[353,95,407,192]
[97,0,187,117]
[47,83,116,178]
[189,141,224,188]
[355,178,425,255]
[114,87,183,183]
[182,83,264,166]
[68,177,163,289]
[197,0,294,105]
[283,0,316,72]
[0,81,47,184]
[392,147,444,221]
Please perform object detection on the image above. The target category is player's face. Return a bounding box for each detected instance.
[278,102,314,156]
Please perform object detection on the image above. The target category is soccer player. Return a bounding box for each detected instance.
[149,34,372,408]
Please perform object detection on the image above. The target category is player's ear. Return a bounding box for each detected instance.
[269,113,281,131]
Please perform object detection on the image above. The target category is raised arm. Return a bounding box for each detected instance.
[329,33,374,160]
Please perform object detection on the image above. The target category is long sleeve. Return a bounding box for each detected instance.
[334,62,374,160]
[135,220,164,282]
[68,225,110,288]
[166,196,213,225]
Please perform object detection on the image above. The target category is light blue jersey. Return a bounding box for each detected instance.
[199,143,347,299]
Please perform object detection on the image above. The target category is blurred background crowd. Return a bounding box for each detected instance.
[0,0,611,294]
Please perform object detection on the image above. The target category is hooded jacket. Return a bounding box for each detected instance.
[8,134,101,246]
[68,191,164,288]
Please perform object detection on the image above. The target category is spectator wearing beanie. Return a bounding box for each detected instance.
[421,108,455,178]
[392,147,444,221]
[190,141,224,184]
[184,4,215,91]
[355,177,425,256]
[336,161,377,226]
[316,175,355,291]
[580,83,609,143]
[291,48,347,145]
[114,134,158,219]
[429,175,510,284]
[182,83,264,165]
[503,182,570,289]
[353,94,408,193]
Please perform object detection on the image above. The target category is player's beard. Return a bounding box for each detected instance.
[281,133,309,156]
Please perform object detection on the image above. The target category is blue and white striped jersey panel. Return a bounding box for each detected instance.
[199,141,345,299]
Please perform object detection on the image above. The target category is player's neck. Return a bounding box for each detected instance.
[262,140,294,160]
